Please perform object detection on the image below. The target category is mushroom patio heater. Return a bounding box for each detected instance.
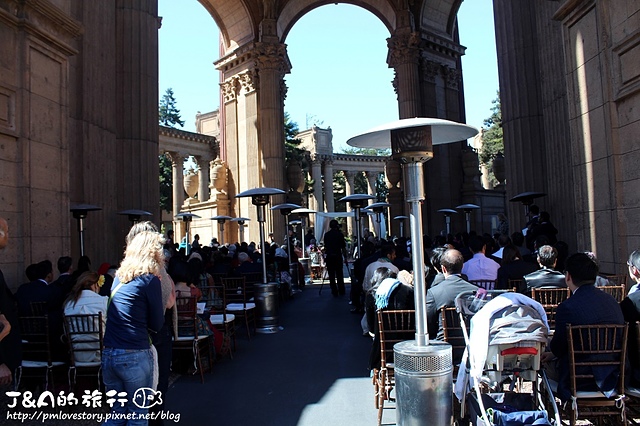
[118,209,152,225]
[393,215,408,238]
[70,204,102,257]
[175,212,200,256]
[271,203,301,293]
[211,215,232,245]
[509,191,546,217]
[230,217,250,243]
[348,117,478,426]
[456,204,480,234]
[437,208,458,236]
[365,202,391,240]
[236,187,286,334]
[338,194,375,260]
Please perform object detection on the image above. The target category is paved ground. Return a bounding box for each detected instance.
[166,280,400,426]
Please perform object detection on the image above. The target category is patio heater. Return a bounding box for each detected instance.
[393,215,408,238]
[348,117,478,426]
[509,191,546,219]
[70,204,102,257]
[175,212,200,255]
[211,215,232,245]
[437,208,457,236]
[236,187,286,334]
[456,204,480,234]
[339,194,375,260]
[365,202,391,240]
[271,203,302,293]
[118,209,152,226]
[230,217,250,243]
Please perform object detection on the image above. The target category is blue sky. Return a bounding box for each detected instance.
[158,1,498,152]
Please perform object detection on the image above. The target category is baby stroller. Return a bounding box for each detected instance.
[454,290,561,426]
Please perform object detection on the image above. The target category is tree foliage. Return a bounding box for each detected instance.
[159,88,185,127]
[158,87,185,212]
[479,92,503,165]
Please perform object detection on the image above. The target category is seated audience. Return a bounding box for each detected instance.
[523,245,566,293]
[461,236,500,281]
[427,249,477,340]
[63,271,108,363]
[618,249,640,385]
[497,245,538,291]
[545,252,624,402]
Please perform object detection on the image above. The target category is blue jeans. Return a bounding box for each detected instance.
[102,348,154,426]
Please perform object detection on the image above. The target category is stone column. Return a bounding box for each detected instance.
[323,158,335,212]
[387,32,422,119]
[344,171,357,238]
[312,156,324,213]
[195,156,210,202]
[254,42,291,240]
[167,152,186,240]
[366,171,379,232]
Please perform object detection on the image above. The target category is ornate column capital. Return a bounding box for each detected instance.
[238,70,258,94]
[254,42,291,75]
[221,77,239,104]
[422,59,442,83]
[387,32,422,68]
[442,65,462,90]
[165,151,188,166]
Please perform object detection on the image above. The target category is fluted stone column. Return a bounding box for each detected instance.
[312,156,324,213]
[196,156,210,202]
[115,1,159,215]
[387,32,422,119]
[366,171,378,231]
[255,42,290,240]
[323,158,335,212]
[344,171,357,238]
[167,151,186,240]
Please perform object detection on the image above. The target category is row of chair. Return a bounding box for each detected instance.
[373,308,638,426]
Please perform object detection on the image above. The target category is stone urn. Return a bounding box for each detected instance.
[210,157,228,198]
[183,170,199,203]
[492,152,506,187]
[286,160,304,192]
[385,159,402,189]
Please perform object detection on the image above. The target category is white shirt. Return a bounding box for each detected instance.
[462,253,500,281]
[363,259,399,292]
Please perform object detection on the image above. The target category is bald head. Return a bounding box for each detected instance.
[440,249,464,276]
[0,217,8,250]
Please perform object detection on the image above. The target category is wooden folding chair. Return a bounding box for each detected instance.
[16,316,66,391]
[375,309,415,426]
[530,287,571,330]
[561,323,628,426]
[63,313,104,391]
[470,280,497,290]
[222,276,256,339]
[206,284,236,358]
[599,285,625,303]
[441,307,467,374]
[173,296,214,383]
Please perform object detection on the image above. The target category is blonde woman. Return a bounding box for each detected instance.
[63,271,108,363]
[102,231,164,426]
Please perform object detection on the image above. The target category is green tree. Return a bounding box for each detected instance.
[158,87,185,212]
[479,92,503,185]
[159,88,185,127]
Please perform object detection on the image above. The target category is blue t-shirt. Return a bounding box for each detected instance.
[104,274,164,350]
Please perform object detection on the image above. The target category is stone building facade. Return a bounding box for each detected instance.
[0,0,638,288]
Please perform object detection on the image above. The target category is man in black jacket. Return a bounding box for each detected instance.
[323,220,348,297]
[523,245,566,293]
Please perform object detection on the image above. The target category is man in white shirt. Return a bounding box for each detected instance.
[462,236,500,281]
[362,245,399,293]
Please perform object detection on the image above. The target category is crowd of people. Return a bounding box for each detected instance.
[0,216,318,425]
[1,205,639,420]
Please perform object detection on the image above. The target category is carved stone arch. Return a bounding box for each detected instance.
[418,0,462,37]
[278,0,397,42]
[198,0,256,53]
